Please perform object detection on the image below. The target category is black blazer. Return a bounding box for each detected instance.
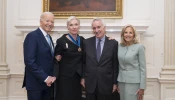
[83,36,119,95]
[54,34,85,77]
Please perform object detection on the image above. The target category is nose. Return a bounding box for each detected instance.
[73,25,76,28]
[48,22,52,25]
[95,28,99,33]
[48,21,53,25]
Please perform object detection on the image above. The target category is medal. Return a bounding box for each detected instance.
[78,47,81,52]
[68,34,81,52]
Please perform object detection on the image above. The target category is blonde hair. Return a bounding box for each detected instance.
[120,24,139,46]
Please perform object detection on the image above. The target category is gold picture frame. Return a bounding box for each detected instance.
[43,0,122,18]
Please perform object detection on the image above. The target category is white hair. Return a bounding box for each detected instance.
[67,16,80,26]
[91,17,106,27]
[40,12,54,20]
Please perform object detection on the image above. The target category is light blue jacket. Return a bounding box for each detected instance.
[117,43,146,89]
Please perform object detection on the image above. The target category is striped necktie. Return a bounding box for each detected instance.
[46,34,54,56]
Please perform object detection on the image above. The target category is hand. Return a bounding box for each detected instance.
[112,84,117,93]
[51,76,56,83]
[45,76,56,87]
[108,37,115,40]
[116,85,120,93]
[81,78,85,88]
[45,76,52,87]
[136,89,144,100]
[55,55,62,61]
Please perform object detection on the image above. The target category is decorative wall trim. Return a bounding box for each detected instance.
[159,78,175,84]
[7,96,27,100]
[0,0,9,74]
[9,74,24,78]
[15,25,149,34]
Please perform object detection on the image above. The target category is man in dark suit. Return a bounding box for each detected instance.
[22,12,56,100]
[81,18,119,100]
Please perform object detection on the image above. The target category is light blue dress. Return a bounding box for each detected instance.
[117,43,146,100]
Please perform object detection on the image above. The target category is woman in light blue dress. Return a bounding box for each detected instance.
[117,24,146,100]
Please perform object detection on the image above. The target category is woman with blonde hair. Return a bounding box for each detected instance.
[117,24,146,100]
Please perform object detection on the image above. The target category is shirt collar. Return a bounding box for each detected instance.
[39,27,48,37]
[96,35,106,42]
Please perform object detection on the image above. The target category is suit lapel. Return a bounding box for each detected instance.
[91,37,98,62]
[37,28,53,56]
[50,36,55,56]
[50,36,54,50]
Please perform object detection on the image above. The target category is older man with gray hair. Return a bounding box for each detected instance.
[22,12,56,100]
[81,18,119,100]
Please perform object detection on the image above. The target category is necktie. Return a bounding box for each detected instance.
[96,39,101,62]
[46,34,54,56]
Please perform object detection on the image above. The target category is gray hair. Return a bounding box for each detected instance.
[91,17,106,27]
[67,16,80,26]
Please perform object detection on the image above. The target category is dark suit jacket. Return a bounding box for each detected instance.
[83,36,119,95]
[22,28,54,90]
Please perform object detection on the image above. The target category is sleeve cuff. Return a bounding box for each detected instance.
[44,76,49,82]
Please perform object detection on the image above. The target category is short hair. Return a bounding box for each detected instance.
[91,17,106,27]
[40,12,54,21]
[120,24,139,46]
[67,16,80,26]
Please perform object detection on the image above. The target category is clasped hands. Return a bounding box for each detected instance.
[55,55,62,61]
[45,76,56,87]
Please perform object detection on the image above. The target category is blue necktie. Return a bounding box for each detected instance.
[96,39,101,62]
[46,34,54,56]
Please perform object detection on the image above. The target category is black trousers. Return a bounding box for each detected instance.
[55,72,82,100]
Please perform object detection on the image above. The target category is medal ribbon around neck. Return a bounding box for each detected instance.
[68,34,80,47]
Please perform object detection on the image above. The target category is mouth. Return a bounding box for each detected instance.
[95,32,100,35]
[125,37,133,41]
[46,26,53,29]
[73,30,77,32]
[125,37,130,38]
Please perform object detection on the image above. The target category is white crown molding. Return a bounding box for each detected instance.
[15,24,149,35]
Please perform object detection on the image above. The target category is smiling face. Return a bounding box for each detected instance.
[123,27,135,44]
[92,20,106,39]
[40,13,54,33]
[67,19,80,35]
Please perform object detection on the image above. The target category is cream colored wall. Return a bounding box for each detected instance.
[1,0,175,100]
